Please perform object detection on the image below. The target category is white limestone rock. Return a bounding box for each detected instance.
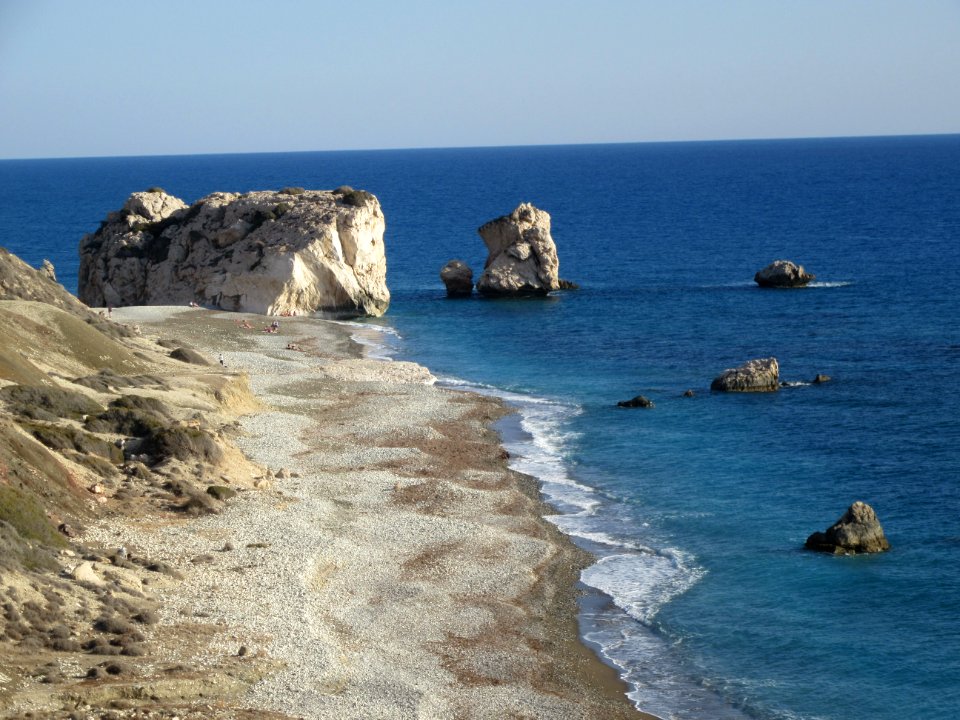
[78,187,390,317]
[475,203,561,296]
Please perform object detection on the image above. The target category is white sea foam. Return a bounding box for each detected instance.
[331,320,401,360]
[419,368,715,715]
[581,550,705,626]
[808,280,853,288]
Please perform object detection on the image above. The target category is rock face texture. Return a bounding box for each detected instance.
[440,260,474,297]
[805,501,891,554]
[711,357,780,392]
[78,187,390,317]
[754,260,815,288]
[475,204,561,297]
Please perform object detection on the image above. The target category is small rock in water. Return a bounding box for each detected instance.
[711,357,780,393]
[754,259,815,288]
[683,389,695,398]
[812,373,832,384]
[440,259,474,297]
[805,501,891,554]
[617,395,655,408]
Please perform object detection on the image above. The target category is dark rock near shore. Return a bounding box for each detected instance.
[617,395,655,408]
[711,358,780,392]
[812,373,832,384]
[440,260,474,297]
[805,501,890,554]
[754,260,815,288]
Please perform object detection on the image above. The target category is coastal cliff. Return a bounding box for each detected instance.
[78,187,390,317]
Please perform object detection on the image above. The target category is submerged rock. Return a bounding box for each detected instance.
[710,357,780,392]
[805,501,891,554]
[475,203,562,297]
[754,260,815,288]
[78,187,390,317]
[617,395,655,408]
[440,260,474,297]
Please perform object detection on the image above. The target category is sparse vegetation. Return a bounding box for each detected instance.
[0,384,104,421]
[21,421,124,464]
[73,368,167,392]
[279,186,305,196]
[0,486,66,548]
[139,425,223,465]
[338,187,376,208]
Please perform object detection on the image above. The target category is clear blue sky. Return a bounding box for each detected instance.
[1,0,958,158]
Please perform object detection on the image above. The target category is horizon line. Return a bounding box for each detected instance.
[1,131,958,163]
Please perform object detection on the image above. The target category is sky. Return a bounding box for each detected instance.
[1,0,958,159]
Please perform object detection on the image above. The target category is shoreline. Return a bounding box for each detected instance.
[91,306,653,719]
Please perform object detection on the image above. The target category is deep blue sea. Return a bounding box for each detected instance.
[2,136,959,720]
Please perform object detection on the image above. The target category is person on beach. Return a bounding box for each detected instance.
[218,353,225,367]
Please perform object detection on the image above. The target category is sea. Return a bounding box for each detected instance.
[1,135,958,720]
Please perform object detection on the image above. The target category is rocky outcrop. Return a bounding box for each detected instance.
[617,395,655,408]
[475,204,561,297]
[711,357,780,392]
[812,373,832,384]
[0,249,87,317]
[805,501,891,554]
[78,187,390,317]
[440,260,474,297]
[754,260,815,288]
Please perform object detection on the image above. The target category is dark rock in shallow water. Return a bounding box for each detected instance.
[683,389,695,398]
[754,260,815,288]
[805,501,890,554]
[440,260,474,297]
[812,373,832,384]
[617,395,655,408]
[711,357,779,392]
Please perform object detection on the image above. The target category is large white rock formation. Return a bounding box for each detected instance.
[475,203,561,297]
[78,187,390,317]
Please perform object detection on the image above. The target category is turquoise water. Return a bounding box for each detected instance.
[2,136,959,719]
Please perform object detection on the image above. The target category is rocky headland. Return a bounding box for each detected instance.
[78,187,390,317]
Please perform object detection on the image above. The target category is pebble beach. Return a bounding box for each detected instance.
[87,306,647,720]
